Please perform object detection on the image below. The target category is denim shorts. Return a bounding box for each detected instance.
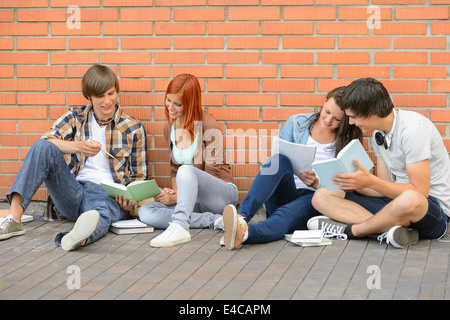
[344,191,449,239]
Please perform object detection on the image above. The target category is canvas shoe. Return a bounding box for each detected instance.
[307,216,348,240]
[382,225,419,249]
[150,222,191,248]
[61,210,100,251]
[222,204,248,250]
[0,215,25,240]
[219,214,247,246]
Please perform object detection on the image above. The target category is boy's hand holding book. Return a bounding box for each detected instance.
[331,159,373,191]
[115,194,139,211]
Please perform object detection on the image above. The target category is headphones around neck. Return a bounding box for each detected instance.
[375,132,388,150]
[375,109,397,150]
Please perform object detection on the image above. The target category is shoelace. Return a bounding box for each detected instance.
[0,216,13,231]
[321,222,348,240]
[377,232,389,245]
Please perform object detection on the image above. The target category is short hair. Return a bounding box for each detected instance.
[81,64,120,100]
[164,74,203,140]
[341,78,393,118]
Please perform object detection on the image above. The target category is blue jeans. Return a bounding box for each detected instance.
[238,154,320,244]
[6,139,127,245]
[345,191,449,239]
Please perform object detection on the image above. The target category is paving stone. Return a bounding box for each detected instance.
[1,200,449,301]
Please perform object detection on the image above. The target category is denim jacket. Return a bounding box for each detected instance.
[279,112,317,144]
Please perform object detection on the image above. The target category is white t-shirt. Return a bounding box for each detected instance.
[294,136,335,190]
[76,114,114,184]
[372,109,450,217]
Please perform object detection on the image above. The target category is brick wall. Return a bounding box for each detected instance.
[0,0,449,203]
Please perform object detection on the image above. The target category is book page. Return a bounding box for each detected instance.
[271,136,317,173]
[337,139,374,173]
[111,219,148,228]
[100,180,127,190]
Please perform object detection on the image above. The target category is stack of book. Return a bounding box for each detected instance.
[284,230,332,247]
[109,219,154,235]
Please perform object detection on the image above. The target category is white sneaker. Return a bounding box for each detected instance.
[214,216,225,231]
[150,222,191,248]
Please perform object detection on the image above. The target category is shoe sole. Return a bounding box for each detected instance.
[307,215,330,230]
[223,205,237,250]
[0,229,26,240]
[61,210,100,251]
[387,226,419,248]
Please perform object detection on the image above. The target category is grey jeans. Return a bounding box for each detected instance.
[138,165,238,230]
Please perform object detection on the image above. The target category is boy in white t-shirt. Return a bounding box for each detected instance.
[309,78,450,248]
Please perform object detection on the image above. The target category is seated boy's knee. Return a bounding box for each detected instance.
[33,139,52,150]
[394,190,428,216]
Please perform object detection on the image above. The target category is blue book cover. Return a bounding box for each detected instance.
[312,139,374,190]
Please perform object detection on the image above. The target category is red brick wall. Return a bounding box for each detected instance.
[0,1,449,203]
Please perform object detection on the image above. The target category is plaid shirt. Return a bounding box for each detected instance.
[41,103,148,185]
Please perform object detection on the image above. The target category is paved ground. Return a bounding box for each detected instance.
[0,201,449,303]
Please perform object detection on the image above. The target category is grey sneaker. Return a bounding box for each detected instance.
[384,226,419,248]
[307,216,348,240]
[0,215,25,240]
[61,210,100,251]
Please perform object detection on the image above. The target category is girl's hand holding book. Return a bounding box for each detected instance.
[155,187,177,206]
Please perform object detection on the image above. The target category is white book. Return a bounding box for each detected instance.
[21,214,34,223]
[0,215,33,223]
[285,231,332,247]
[291,230,324,243]
[109,219,154,235]
[271,136,317,173]
[312,139,374,190]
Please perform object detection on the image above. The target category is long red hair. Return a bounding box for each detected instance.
[164,74,203,141]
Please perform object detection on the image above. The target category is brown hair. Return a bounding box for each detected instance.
[82,65,120,100]
[341,78,393,118]
[309,86,362,155]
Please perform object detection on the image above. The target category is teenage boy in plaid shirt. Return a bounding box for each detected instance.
[0,65,148,251]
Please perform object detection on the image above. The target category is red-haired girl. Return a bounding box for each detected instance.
[139,74,238,247]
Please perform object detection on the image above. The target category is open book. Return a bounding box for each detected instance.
[100,179,161,205]
[312,139,373,190]
[109,219,154,235]
[271,136,317,173]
